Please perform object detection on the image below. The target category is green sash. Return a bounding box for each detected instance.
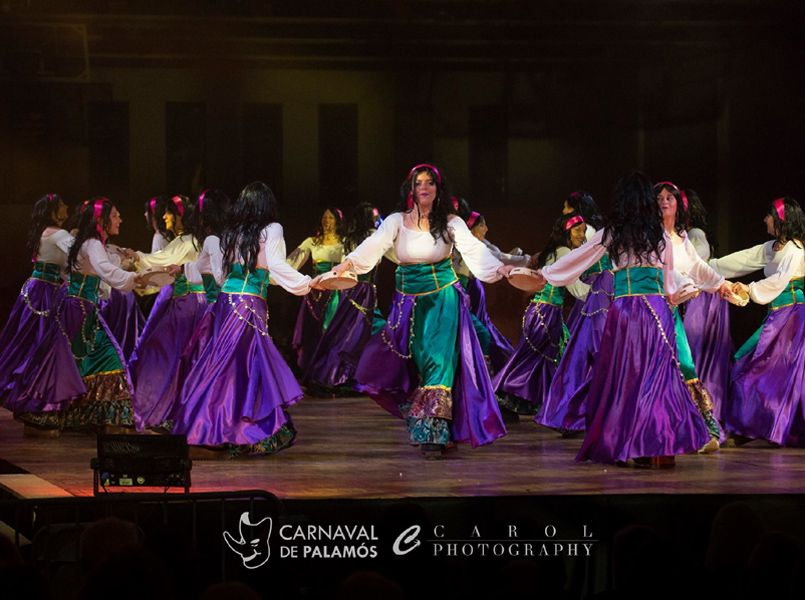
[172,273,205,297]
[221,264,270,299]
[31,261,62,284]
[735,278,805,360]
[201,273,220,303]
[613,266,664,298]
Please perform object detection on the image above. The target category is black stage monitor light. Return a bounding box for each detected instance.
[90,434,192,495]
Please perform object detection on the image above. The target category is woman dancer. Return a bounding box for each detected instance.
[330,165,513,458]
[0,194,71,403]
[709,197,805,447]
[167,182,314,458]
[303,202,386,395]
[494,213,589,417]
[537,171,732,465]
[656,181,725,452]
[128,190,227,430]
[682,189,733,421]
[4,198,144,434]
[134,195,179,316]
[562,191,604,331]
[288,207,346,373]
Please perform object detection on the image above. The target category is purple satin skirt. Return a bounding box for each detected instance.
[99,288,146,361]
[303,282,376,389]
[0,279,66,397]
[168,293,303,446]
[465,277,514,373]
[493,302,564,408]
[3,295,129,415]
[723,303,805,446]
[537,270,613,431]
[128,286,209,430]
[354,283,505,448]
[683,293,733,421]
[292,289,336,373]
[577,294,710,463]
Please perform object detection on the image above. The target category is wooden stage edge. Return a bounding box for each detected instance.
[1,395,804,499]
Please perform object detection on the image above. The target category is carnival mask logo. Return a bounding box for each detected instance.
[223,512,272,569]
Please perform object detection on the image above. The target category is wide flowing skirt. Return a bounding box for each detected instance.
[723,303,805,446]
[99,288,146,361]
[292,289,338,373]
[537,270,613,430]
[5,295,133,429]
[354,282,505,448]
[683,293,733,421]
[493,302,566,411]
[577,294,709,463]
[0,279,66,398]
[303,282,384,391]
[169,293,302,454]
[465,277,514,373]
[128,285,209,430]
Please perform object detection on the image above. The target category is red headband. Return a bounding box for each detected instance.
[199,190,208,213]
[679,190,689,212]
[409,164,442,184]
[48,193,54,201]
[654,181,680,193]
[149,196,157,216]
[171,196,184,217]
[451,197,459,211]
[467,212,481,229]
[565,215,585,230]
[774,198,786,222]
[94,198,108,244]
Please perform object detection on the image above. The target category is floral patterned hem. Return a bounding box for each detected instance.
[405,416,451,446]
[226,423,297,458]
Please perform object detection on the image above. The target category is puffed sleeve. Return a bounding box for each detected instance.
[552,247,590,300]
[687,228,711,261]
[449,217,503,283]
[747,241,805,305]
[53,230,75,255]
[264,224,312,296]
[682,236,724,292]
[708,242,773,278]
[137,235,199,268]
[86,240,137,292]
[483,239,530,267]
[346,213,402,274]
[184,236,224,286]
[542,229,607,286]
[286,237,314,271]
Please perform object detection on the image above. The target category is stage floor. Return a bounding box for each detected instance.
[1,395,805,498]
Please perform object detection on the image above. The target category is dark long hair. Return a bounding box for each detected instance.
[184,189,228,250]
[221,182,279,276]
[536,213,584,269]
[653,182,687,236]
[397,164,456,244]
[27,193,63,261]
[144,196,175,242]
[566,190,603,230]
[344,202,381,253]
[685,189,715,256]
[768,196,805,249]
[67,197,114,272]
[312,206,346,245]
[603,171,665,267]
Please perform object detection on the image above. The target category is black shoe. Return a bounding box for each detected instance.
[420,443,443,459]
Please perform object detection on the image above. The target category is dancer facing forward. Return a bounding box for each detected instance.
[328,164,514,459]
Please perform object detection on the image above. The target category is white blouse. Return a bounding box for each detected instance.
[36,229,74,265]
[346,213,504,284]
[136,234,200,268]
[184,235,224,287]
[686,228,711,261]
[482,239,531,267]
[75,239,137,292]
[287,237,345,271]
[249,223,312,296]
[541,229,686,295]
[671,233,724,292]
[547,246,590,301]
[709,240,805,305]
